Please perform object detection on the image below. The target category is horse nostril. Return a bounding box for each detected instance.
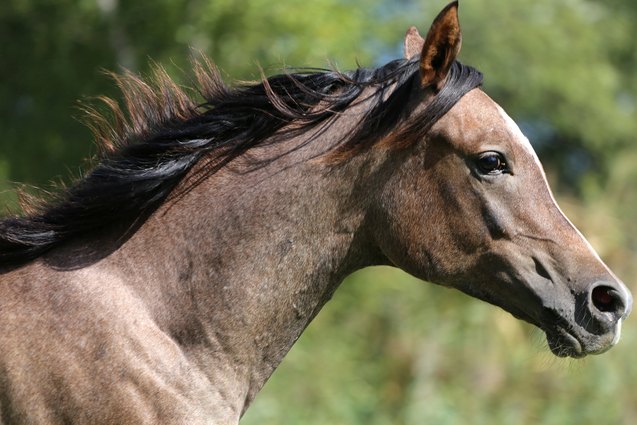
[591,285,625,316]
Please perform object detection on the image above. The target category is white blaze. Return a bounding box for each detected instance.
[495,104,629,341]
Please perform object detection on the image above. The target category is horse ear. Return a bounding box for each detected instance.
[404,26,424,60]
[419,1,462,89]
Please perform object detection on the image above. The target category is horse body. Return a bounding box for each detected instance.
[0,102,385,423]
[0,2,631,424]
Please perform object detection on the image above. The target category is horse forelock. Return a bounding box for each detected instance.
[0,55,482,269]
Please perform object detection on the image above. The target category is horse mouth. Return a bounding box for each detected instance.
[504,304,587,358]
[468,286,621,358]
[519,312,587,358]
[513,311,616,358]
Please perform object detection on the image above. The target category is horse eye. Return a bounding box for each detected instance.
[476,152,507,175]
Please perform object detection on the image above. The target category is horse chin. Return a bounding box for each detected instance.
[545,327,586,358]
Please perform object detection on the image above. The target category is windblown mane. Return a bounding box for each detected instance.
[0,56,482,268]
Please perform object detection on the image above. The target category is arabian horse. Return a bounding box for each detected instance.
[0,2,631,424]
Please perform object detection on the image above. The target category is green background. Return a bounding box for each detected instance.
[1,0,636,423]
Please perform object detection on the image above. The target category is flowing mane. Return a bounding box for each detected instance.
[0,56,482,268]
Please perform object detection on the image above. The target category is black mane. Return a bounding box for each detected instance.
[0,57,482,268]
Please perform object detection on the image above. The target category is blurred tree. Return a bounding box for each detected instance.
[0,0,113,192]
[0,0,401,207]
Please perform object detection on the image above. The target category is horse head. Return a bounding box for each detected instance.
[373,2,632,358]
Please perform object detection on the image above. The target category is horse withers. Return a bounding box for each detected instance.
[0,2,631,424]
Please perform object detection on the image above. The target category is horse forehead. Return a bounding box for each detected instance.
[444,89,540,162]
[491,99,539,161]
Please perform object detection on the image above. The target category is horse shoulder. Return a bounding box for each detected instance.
[0,263,228,424]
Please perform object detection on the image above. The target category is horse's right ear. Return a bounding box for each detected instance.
[419,1,462,89]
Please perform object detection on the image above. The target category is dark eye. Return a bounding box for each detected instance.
[476,152,507,175]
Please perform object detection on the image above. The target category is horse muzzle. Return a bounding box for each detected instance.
[544,280,632,358]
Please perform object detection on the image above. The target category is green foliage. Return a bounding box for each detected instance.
[1,0,636,424]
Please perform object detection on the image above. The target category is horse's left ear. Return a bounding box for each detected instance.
[404,26,425,60]
[419,1,462,89]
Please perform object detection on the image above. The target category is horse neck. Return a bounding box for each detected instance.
[106,117,391,413]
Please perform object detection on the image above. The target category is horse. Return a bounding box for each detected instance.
[0,2,631,424]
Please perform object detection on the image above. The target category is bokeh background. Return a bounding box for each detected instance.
[1,0,636,424]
